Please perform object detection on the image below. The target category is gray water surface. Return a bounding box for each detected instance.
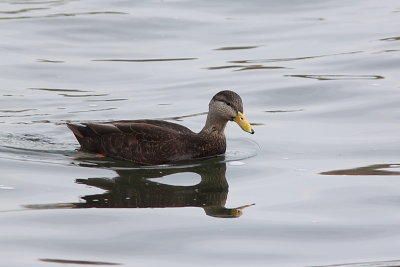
[1,0,400,266]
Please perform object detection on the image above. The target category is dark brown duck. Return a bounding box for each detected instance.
[67,90,254,165]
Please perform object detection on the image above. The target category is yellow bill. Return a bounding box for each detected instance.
[233,111,255,134]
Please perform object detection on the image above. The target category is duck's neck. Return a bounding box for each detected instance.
[199,113,228,135]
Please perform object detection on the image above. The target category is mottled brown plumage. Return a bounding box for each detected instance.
[67,90,254,165]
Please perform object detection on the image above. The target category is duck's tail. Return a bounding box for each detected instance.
[67,123,99,152]
[67,123,86,138]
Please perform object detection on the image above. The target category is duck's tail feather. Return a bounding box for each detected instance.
[67,123,85,138]
[67,123,100,152]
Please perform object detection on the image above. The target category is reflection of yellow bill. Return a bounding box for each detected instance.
[233,111,255,134]
[230,203,256,217]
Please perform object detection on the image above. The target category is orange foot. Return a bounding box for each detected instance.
[96,154,106,158]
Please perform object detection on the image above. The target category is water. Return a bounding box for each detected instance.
[1,0,400,266]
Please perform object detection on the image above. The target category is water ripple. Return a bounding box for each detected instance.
[59,93,109,98]
[85,98,128,102]
[380,36,400,41]
[264,109,304,113]
[214,46,259,50]
[285,74,384,80]
[0,11,128,20]
[0,113,50,118]
[206,65,287,71]
[0,108,37,113]
[228,51,362,64]
[0,136,260,170]
[0,7,49,14]
[29,87,92,92]
[92,58,197,62]
[68,107,117,114]
[39,258,122,266]
[312,259,400,267]
[36,59,64,63]
[321,164,400,176]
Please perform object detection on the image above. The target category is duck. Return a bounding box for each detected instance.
[67,90,254,165]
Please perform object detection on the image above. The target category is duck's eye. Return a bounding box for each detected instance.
[226,102,231,106]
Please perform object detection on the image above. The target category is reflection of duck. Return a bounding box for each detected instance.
[67,90,254,165]
[25,159,254,218]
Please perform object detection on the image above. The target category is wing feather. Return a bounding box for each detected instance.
[78,122,193,164]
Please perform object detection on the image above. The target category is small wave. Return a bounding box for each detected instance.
[225,138,261,162]
[0,145,76,166]
[0,132,77,165]
[214,46,259,51]
[0,11,127,21]
[285,74,384,80]
[0,136,260,170]
[72,138,260,171]
[206,65,287,71]
[92,58,197,62]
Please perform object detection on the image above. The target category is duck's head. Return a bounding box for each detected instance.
[209,90,255,134]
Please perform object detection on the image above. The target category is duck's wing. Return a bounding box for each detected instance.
[67,121,194,165]
[110,120,194,135]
